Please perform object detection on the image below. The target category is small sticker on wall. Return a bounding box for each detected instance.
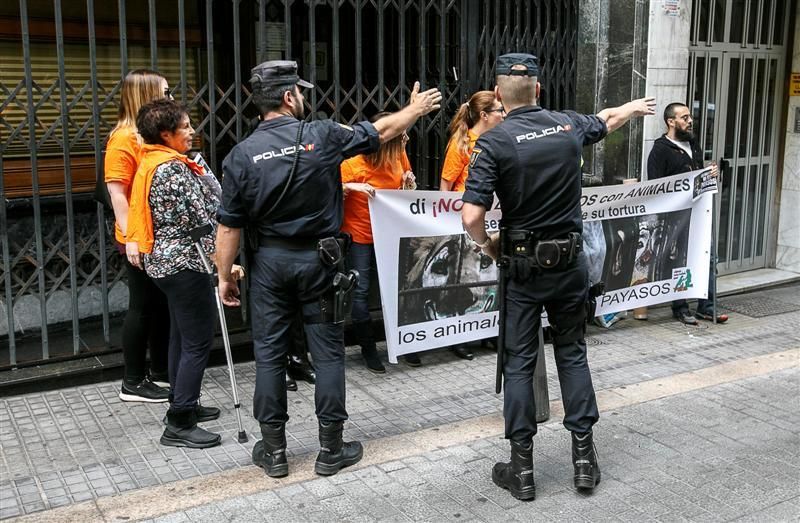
[662,0,680,16]
[790,73,800,97]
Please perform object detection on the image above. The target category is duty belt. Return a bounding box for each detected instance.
[499,229,582,279]
[259,236,320,250]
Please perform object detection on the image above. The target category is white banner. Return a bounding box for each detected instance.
[369,169,716,362]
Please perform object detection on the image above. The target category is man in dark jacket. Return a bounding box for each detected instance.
[647,102,728,325]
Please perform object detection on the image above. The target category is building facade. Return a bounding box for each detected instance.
[1,0,797,369]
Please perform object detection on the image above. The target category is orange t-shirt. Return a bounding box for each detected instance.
[440,130,478,193]
[341,152,412,245]
[104,127,144,244]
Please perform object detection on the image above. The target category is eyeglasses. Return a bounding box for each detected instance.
[485,106,505,114]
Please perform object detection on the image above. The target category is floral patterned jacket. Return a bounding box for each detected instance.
[143,159,221,279]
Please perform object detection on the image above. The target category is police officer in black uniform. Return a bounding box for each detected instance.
[215,60,441,478]
[462,53,655,500]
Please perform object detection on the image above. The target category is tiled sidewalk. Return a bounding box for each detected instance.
[1,284,799,519]
[143,368,800,522]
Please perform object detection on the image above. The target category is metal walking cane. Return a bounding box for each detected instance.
[190,224,248,443]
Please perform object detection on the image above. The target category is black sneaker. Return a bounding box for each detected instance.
[119,377,169,403]
[403,353,422,367]
[149,372,170,388]
[674,311,698,326]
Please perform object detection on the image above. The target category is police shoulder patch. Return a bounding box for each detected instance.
[469,148,482,167]
[337,123,354,131]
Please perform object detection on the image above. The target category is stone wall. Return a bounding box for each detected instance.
[776,4,800,273]
[640,0,693,179]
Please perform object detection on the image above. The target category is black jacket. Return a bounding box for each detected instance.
[647,135,703,180]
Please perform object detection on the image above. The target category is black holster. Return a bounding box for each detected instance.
[317,235,358,324]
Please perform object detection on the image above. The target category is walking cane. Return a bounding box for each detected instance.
[190,224,248,443]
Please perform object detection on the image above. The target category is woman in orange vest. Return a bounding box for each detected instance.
[440,90,504,360]
[127,99,242,448]
[341,111,418,373]
[104,69,171,403]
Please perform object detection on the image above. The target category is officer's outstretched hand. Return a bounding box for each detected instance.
[409,81,442,116]
[219,280,241,307]
[631,96,657,117]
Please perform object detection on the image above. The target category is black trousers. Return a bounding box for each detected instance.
[250,245,347,425]
[122,259,170,383]
[153,270,216,410]
[503,253,599,443]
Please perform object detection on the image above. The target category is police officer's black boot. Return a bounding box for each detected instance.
[160,407,221,449]
[492,440,536,501]
[572,431,601,490]
[354,321,385,374]
[252,422,289,478]
[314,420,363,476]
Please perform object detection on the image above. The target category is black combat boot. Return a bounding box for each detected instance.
[492,440,536,501]
[572,431,601,490]
[314,420,363,476]
[160,408,221,449]
[354,321,385,374]
[252,422,289,477]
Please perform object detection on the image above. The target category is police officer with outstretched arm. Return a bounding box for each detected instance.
[461,53,655,501]
[215,60,441,478]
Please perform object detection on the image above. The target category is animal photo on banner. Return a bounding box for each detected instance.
[397,233,498,326]
[583,209,691,292]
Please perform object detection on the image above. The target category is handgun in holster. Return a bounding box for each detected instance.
[317,234,359,324]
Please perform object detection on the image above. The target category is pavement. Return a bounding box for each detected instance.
[1,283,799,522]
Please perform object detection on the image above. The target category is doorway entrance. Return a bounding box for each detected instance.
[687,0,791,274]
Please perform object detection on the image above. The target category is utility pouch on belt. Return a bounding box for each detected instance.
[532,232,581,269]
[318,237,343,268]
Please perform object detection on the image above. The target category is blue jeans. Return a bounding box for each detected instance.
[347,242,375,324]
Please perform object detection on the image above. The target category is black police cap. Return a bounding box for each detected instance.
[495,53,540,77]
[250,60,314,89]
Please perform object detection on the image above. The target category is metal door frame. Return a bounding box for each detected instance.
[688,0,790,276]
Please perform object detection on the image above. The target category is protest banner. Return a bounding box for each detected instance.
[369,169,716,362]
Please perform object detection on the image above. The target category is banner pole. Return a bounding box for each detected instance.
[711,164,722,324]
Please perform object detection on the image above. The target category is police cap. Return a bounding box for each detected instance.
[250,60,314,89]
[495,53,540,77]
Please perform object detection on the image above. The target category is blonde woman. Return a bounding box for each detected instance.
[440,90,504,192]
[341,111,417,372]
[104,69,171,402]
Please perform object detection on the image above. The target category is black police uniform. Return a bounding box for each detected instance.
[462,104,607,444]
[218,115,379,426]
